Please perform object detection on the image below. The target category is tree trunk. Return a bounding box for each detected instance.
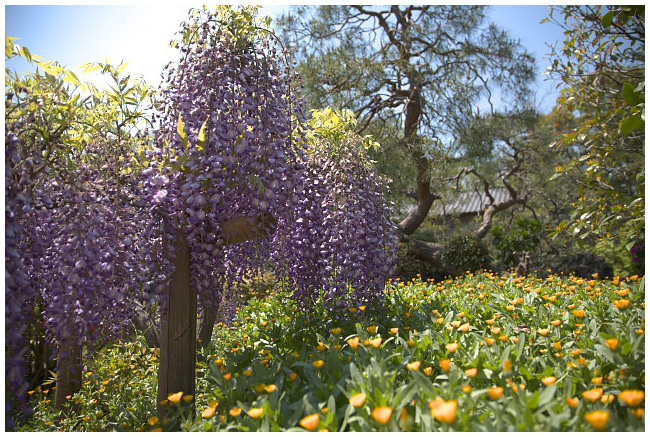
[397,84,439,235]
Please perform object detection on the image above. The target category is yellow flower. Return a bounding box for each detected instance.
[584,410,609,431]
[367,326,378,334]
[440,359,451,371]
[591,376,603,385]
[369,337,382,348]
[583,388,604,402]
[330,328,342,336]
[347,337,360,350]
[290,372,298,381]
[299,413,320,431]
[430,399,457,424]
[243,369,253,377]
[485,337,496,346]
[202,407,216,419]
[612,276,620,285]
[450,320,461,328]
[254,383,266,393]
[264,384,277,393]
[462,385,472,393]
[537,328,549,336]
[229,407,242,417]
[372,406,393,425]
[566,398,578,408]
[167,391,183,403]
[465,368,478,378]
[551,320,560,326]
[614,299,630,309]
[632,408,644,419]
[349,393,367,407]
[503,360,512,373]
[446,343,458,353]
[423,367,433,376]
[183,394,193,402]
[571,348,581,357]
[605,338,619,350]
[316,342,326,352]
[224,372,232,380]
[248,408,264,419]
[313,360,325,369]
[459,323,470,332]
[148,417,159,426]
[542,376,556,386]
[619,390,645,407]
[437,317,444,324]
[487,387,504,400]
[406,340,416,347]
[406,361,421,371]
[490,327,501,335]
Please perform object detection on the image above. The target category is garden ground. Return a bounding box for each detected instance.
[18,271,645,432]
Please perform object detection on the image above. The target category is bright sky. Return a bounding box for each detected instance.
[5,4,566,112]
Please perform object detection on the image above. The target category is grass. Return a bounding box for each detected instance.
[17,271,645,431]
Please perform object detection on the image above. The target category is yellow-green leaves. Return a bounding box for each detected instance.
[177,114,190,149]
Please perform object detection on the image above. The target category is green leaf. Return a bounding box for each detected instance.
[622,82,642,106]
[177,113,190,149]
[601,11,615,27]
[620,114,643,135]
[196,119,208,151]
[62,71,81,86]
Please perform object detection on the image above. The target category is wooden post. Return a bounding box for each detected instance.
[156,213,276,416]
[54,338,82,410]
[157,227,196,414]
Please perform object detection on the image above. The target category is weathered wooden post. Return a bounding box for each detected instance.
[54,337,82,409]
[157,212,276,415]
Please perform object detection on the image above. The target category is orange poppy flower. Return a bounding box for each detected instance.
[299,413,320,431]
[389,327,399,335]
[369,338,382,348]
[167,392,183,403]
[313,360,325,369]
[243,369,253,377]
[583,388,604,402]
[372,406,393,425]
[229,407,242,417]
[450,321,461,328]
[614,299,630,309]
[330,328,342,336]
[490,327,501,335]
[248,408,263,419]
[619,390,645,407]
[465,368,478,378]
[367,326,378,334]
[487,387,504,400]
[573,309,585,318]
[289,372,298,381]
[584,410,609,431]
[566,398,578,408]
[148,417,159,426]
[459,323,470,332]
[541,376,556,386]
[347,337,360,350]
[440,359,451,372]
[537,328,549,336]
[485,338,496,346]
[446,343,458,353]
[264,384,277,393]
[430,399,457,424]
[605,338,618,350]
[349,393,367,407]
[406,361,421,371]
[423,367,433,376]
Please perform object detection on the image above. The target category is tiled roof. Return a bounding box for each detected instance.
[431,187,511,217]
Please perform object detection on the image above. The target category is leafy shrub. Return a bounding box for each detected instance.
[491,219,543,268]
[555,252,614,279]
[442,235,492,274]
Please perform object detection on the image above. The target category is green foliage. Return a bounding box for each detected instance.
[546,6,644,255]
[305,107,380,153]
[18,273,645,431]
[491,219,543,268]
[442,236,493,274]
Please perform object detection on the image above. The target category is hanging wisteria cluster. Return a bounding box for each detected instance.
[5,126,38,421]
[148,7,306,315]
[271,133,398,315]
